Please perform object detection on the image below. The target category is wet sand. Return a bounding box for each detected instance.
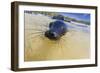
[24,13,90,61]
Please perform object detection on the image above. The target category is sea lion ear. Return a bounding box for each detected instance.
[49,22,54,28]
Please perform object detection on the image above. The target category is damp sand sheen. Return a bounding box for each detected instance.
[24,13,90,61]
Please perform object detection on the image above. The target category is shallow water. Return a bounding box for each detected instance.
[24,13,90,61]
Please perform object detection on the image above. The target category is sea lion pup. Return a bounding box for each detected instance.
[24,12,90,61]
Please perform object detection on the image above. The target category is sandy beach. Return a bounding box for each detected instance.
[24,13,90,61]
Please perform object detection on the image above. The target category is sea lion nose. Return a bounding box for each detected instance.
[49,31,58,38]
[45,31,59,40]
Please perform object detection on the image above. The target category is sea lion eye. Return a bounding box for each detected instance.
[49,22,54,28]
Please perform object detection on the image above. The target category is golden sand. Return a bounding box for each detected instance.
[24,13,90,61]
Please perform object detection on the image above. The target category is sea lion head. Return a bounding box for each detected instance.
[45,20,67,40]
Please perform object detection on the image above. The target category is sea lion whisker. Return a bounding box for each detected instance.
[30,34,43,39]
[25,24,49,28]
[29,31,44,34]
[61,37,68,43]
[28,32,44,36]
[60,40,64,56]
[25,32,44,37]
[26,34,43,40]
[29,30,46,33]
[25,35,43,51]
[57,39,64,55]
[25,29,47,32]
[36,24,49,27]
[61,37,72,48]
